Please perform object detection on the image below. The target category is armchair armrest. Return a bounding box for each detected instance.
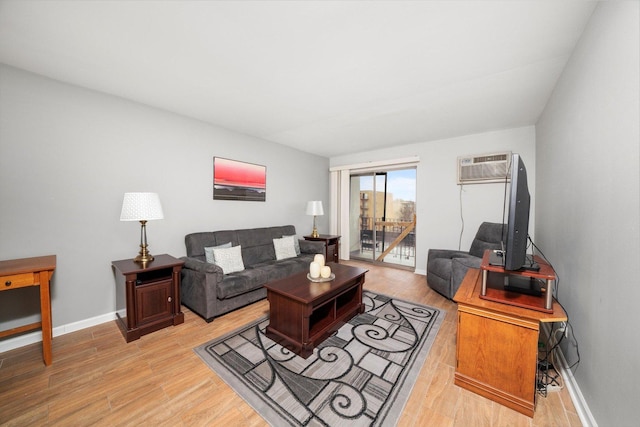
[427,249,481,299]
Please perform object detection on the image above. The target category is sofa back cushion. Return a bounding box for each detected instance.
[185,232,223,262]
[185,225,297,265]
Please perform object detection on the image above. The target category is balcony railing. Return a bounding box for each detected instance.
[357,216,415,262]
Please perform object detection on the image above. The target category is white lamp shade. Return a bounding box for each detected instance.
[120,192,164,221]
[306,201,324,216]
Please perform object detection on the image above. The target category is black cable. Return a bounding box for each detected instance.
[528,238,560,296]
[458,184,465,250]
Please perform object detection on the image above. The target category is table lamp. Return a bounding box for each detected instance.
[120,192,164,263]
[306,201,324,238]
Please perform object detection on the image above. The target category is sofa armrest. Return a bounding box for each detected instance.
[181,256,224,275]
[299,239,325,254]
[180,256,224,322]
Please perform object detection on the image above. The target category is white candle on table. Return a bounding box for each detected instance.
[320,265,331,278]
[314,254,325,267]
[309,262,321,278]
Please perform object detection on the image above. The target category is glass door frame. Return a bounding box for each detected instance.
[349,167,416,269]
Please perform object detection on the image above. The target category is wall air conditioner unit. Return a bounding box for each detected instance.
[457,152,511,184]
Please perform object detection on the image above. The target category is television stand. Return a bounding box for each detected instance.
[480,250,557,313]
[521,254,541,271]
[454,268,567,416]
[489,251,540,271]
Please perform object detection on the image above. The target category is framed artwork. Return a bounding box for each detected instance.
[213,157,266,201]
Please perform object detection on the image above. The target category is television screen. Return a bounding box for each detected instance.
[504,153,536,271]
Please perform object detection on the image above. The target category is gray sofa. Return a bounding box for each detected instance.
[426,222,506,299]
[180,225,325,322]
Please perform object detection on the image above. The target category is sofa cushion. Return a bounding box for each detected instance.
[273,236,297,260]
[217,267,268,299]
[237,228,276,266]
[184,231,218,262]
[252,254,314,282]
[213,245,245,274]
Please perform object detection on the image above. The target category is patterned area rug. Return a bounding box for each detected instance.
[194,291,442,426]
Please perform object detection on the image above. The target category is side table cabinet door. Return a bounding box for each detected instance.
[328,238,340,263]
[135,279,173,325]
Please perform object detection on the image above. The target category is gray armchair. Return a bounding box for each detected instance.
[426,222,506,299]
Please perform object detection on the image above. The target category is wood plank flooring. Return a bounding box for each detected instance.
[0,261,582,426]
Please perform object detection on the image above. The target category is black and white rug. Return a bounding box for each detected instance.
[194,291,442,426]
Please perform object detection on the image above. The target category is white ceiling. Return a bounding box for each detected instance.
[0,1,597,158]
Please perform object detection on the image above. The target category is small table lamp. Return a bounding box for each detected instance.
[306,201,324,238]
[120,192,164,263]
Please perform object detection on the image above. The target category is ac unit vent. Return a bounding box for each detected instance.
[457,152,511,184]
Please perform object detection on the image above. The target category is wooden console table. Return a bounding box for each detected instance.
[0,255,56,365]
[453,268,566,417]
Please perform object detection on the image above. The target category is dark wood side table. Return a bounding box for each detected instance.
[0,255,56,365]
[304,234,341,263]
[112,254,184,342]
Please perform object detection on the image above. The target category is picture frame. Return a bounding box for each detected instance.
[213,157,266,201]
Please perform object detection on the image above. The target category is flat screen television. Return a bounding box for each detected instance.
[503,153,538,271]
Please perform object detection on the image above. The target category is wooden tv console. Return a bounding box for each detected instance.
[453,268,566,417]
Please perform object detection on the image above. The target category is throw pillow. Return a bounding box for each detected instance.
[284,234,301,256]
[212,245,245,274]
[273,235,297,260]
[204,242,232,264]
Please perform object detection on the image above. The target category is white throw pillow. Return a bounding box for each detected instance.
[204,242,232,264]
[212,245,245,274]
[273,236,297,260]
[283,234,301,256]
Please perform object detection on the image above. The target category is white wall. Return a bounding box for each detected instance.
[330,126,536,274]
[536,2,639,425]
[0,65,329,336]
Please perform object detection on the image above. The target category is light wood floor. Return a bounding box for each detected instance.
[0,261,582,426]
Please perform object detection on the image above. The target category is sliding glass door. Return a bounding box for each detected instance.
[349,168,416,268]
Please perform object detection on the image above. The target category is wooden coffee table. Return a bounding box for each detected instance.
[265,263,368,358]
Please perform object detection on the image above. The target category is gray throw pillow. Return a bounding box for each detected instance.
[204,242,232,264]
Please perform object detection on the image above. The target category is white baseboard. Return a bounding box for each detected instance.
[0,311,117,354]
[540,323,597,427]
